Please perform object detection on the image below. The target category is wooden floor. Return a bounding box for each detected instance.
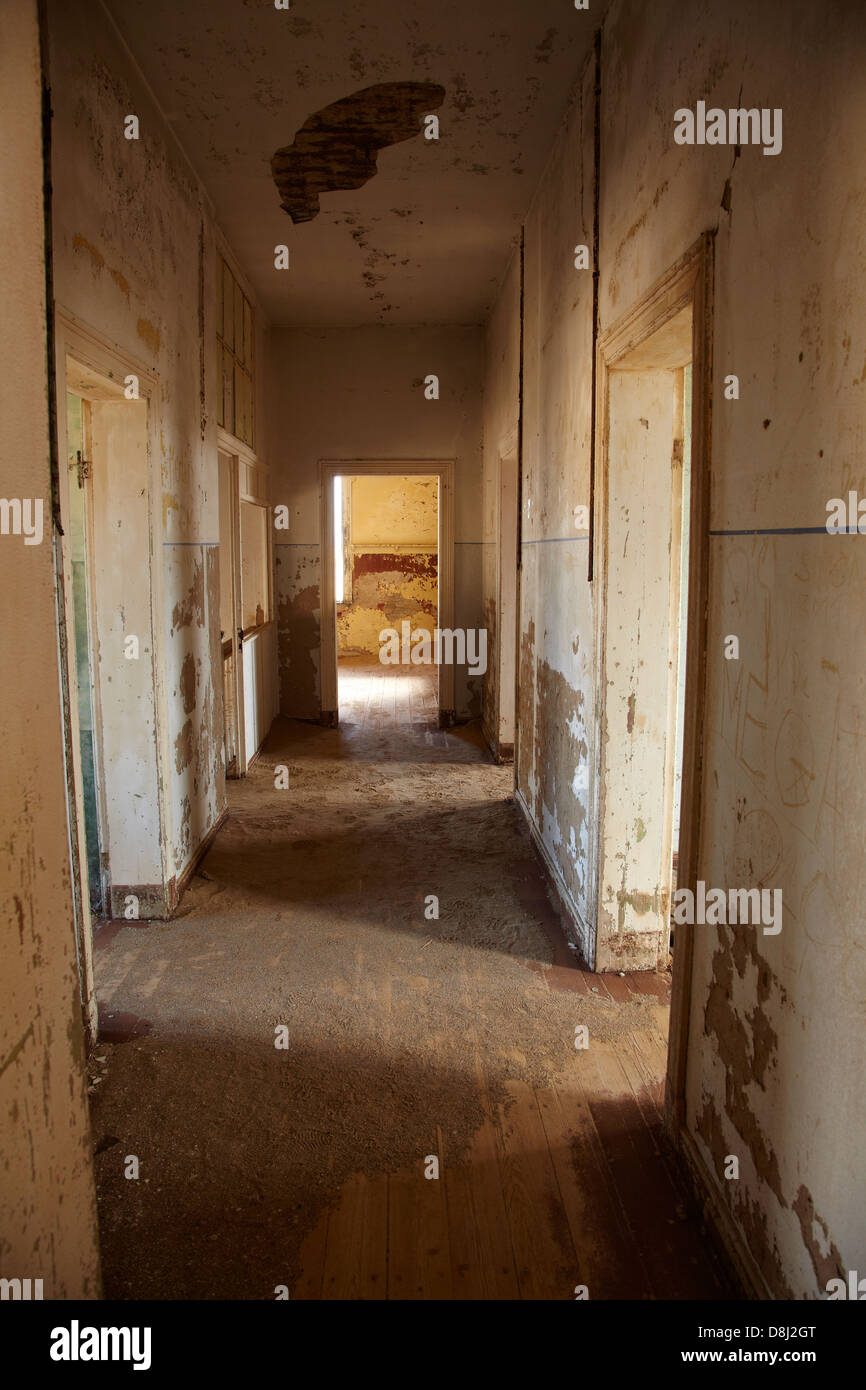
[275,659,735,1300]
[292,969,731,1300]
[92,658,736,1301]
[338,654,446,745]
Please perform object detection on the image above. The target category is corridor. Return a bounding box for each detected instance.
[4,0,865,1315]
[91,701,732,1299]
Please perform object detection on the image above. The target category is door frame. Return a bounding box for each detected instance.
[496,434,519,759]
[590,234,714,1136]
[54,309,161,1037]
[218,447,243,776]
[218,427,273,773]
[319,459,455,723]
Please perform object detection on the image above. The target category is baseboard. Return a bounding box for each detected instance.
[170,808,229,914]
[481,716,496,757]
[674,1122,771,1300]
[481,716,514,764]
[108,882,173,920]
[514,786,591,961]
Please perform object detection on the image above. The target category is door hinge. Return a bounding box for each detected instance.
[76,450,91,488]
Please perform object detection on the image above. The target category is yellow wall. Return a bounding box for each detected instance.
[351,475,437,545]
[338,476,438,657]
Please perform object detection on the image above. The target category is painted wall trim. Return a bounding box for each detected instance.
[514,785,591,962]
[677,1126,769,1300]
[589,233,714,1078]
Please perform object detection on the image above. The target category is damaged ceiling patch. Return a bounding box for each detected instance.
[271,82,446,223]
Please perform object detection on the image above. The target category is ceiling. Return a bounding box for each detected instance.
[107,0,604,327]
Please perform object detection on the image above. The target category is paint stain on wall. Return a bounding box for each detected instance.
[72,233,130,299]
[171,560,206,633]
[271,82,446,224]
[517,618,536,798]
[703,941,784,1202]
[72,233,105,271]
[792,1186,844,1289]
[174,719,194,774]
[338,552,438,656]
[277,582,320,719]
[179,651,197,716]
[136,317,161,357]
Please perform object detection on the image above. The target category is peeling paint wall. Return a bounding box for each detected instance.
[0,0,100,1295]
[486,57,597,942]
[483,0,866,1298]
[46,0,269,905]
[338,475,438,656]
[605,0,866,1306]
[268,326,484,717]
[481,251,521,755]
[597,366,683,968]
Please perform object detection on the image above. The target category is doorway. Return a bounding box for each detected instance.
[333,473,439,729]
[64,391,103,917]
[319,460,456,727]
[53,318,169,1046]
[495,446,518,759]
[592,237,712,996]
[218,450,241,776]
[216,441,277,774]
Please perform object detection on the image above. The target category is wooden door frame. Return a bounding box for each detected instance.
[319,459,455,723]
[590,234,714,1139]
[495,428,519,760]
[54,308,161,1038]
[217,447,244,775]
[218,427,272,773]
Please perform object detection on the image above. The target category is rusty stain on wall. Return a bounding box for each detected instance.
[171,559,206,633]
[72,231,105,271]
[179,651,196,715]
[626,691,636,733]
[338,552,437,655]
[136,316,161,356]
[72,232,130,298]
[174,719,194,774]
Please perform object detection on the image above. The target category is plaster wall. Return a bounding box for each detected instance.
[484,0,866,1295]
[0,0,100,1298]
[481,251,521,756]
[268,326,484,718]
[46,0,270,905]
[604,0,866,1304]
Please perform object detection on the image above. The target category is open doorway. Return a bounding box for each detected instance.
[218,450,241,776]
[216,443,277,774]
[319,460,456,728]
[592,237,711,987]
[53,319,170,1046]
[495,446,518,760]
[333,473,439,730]
[64,391,103,918]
